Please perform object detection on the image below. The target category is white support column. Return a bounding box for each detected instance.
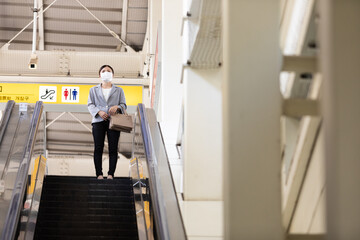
[222,0,283,239]
[121,0,128,43]
[319,0,360,239]
[150,0,162,55]
[38,0,45,50]
[183,68,222,200]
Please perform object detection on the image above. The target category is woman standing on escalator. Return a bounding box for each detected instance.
[87,65,127,180]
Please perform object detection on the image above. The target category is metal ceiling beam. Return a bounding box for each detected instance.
[0,50,145,77]
[283,99,320,117]
[74,0,134,52]
[282,56,317,73]
[287,234,325,240]
[121,0,128,50]
[0,76,150,86]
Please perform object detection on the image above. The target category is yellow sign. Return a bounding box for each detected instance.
[0,83,143,105]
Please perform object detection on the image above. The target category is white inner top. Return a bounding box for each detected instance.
[102,88,111,102]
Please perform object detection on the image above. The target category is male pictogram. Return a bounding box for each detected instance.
[72,89,78,100]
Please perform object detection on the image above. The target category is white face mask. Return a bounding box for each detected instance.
[100,71,113,82]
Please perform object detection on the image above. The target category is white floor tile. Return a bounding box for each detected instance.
[188,237,223,240]
[179,200,224,238]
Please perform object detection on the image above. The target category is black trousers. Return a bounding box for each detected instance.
[92,121,120,177]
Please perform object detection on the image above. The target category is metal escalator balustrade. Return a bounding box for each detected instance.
[0,101,45,240]
[131,104,187,240]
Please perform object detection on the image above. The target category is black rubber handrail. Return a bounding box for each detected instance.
[0,101,43,240]
[0,100,15,145]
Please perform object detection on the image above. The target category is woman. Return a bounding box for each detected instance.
[88,65,127,179]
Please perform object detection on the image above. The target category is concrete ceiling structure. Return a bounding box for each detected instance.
[0,0,151,79]
[0,0,150,157]
[0,0,148,52]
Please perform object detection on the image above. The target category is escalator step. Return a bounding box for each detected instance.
[35,220,137,230]
[34,235,137,240]
[36,214,136,222]
[41,191,134,202]
[34,227,139,237]
[37,200,134,209]
[38,206,135,215]
[42,183,133,191]
[39,209,134,221]
[43,187,133,196]
[43,176,132,184]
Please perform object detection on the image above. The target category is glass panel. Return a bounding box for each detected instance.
[130,111,152,240]
[18,110,46,239]
[0,102,43,239]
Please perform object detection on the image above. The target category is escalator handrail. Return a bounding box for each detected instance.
[0,100,15,145]
[138,104,168,239]
[0,101,43,240]
[137,104,187,240]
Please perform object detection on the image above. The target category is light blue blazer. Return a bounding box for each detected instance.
[87,83,127,123]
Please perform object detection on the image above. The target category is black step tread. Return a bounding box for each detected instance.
[42,188,133,197]
[38,206,135,214]
[34,227,138,237]
[44,176,132,184]
[40,195,133,204]
[38,207,136,217]
[42,191,134,201]
[38,200,134,209]
[36,220,137,229]
[34,235,138,240]
[36,213,137,222]
[42,182,133,190]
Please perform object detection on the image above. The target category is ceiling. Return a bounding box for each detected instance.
[0,0,148,52]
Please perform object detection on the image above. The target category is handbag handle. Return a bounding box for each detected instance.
[119,105,128,115]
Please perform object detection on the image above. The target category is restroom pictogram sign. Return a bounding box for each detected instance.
[62,86,79,103]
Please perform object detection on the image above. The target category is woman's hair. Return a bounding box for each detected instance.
[98,65,114,75]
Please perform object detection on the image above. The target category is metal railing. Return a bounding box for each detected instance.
[0,101,44,240]
[131,104,187,240]
[0,101,15,145]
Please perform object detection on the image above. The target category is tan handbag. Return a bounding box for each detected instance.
[109,107,133,133]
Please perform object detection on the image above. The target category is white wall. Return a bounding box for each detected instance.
[159,0,183,162]
[160,0,183,125]
[183,68,222,200]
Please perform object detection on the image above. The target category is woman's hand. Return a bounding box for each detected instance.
[98,111,109,120]
[109,106,119,115]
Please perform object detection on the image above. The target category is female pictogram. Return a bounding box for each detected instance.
[64,88,69,100]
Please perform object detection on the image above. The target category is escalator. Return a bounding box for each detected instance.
[0,101,187,240]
